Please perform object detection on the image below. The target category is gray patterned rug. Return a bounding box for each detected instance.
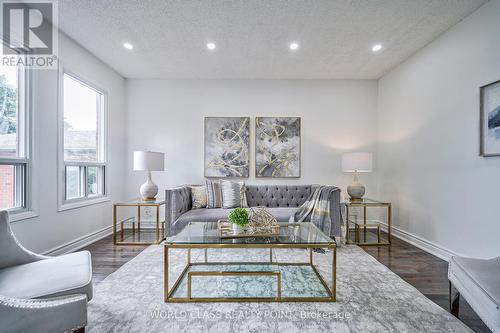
[87,245,470,332]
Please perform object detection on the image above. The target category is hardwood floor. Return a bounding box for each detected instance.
[363,235,490,333]
[81,235,148,284]
[81,234,490,332]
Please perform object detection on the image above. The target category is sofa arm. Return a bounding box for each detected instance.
[165,186,192,236]
[328,187,344,238]
[0,294,87,333]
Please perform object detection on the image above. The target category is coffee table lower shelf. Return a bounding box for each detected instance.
[164,244,336,303]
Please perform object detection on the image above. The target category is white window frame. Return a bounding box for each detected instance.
[58,68,109,211]
[0,43,38,222]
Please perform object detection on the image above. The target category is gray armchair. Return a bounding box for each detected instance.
[0,211,92,333]
[449,255,500,332]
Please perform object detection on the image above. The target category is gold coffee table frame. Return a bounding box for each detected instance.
[113,199,165,245]
[345,199,392,246]
[164,224,336,303]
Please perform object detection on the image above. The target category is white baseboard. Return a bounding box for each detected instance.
[43,225,113,256]
[375,220,457,261]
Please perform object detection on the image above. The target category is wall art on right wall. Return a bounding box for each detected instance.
[480,79,500,157]
[255,117,301,177]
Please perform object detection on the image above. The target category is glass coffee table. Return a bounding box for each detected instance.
[164,222,336,302]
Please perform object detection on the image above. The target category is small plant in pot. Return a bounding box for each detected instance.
[228,208,249,234]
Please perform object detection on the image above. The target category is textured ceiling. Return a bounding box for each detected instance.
[58,0,487,79]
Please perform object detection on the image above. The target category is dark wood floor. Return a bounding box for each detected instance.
[363,236,490,333]
[81,235,147,284]
[81,234,490,332]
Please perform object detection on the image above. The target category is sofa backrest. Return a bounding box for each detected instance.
[245,185,316,208]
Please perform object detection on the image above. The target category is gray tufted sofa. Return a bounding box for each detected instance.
[166,184,327,236]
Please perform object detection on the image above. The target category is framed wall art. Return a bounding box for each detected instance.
[204,117,250,177]
[255,117,301,178]
[480,80,500,157]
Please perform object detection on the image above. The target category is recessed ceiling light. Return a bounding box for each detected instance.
[123,42,133,50]
[206,42,216,50]
[289,42,299,50]
[372,44,382,52]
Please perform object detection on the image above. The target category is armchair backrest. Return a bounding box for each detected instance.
[0,210,45,269]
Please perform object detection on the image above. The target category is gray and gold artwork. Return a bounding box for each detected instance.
[256,117,301,178]
[205,117,250,178]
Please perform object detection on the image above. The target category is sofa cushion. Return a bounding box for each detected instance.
[176,208,229,224]
[175,207,300,226]
[448,256,500,330]
[0,251,93,300]
[265,208,300,222]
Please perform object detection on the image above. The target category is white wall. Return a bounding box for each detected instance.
[377,0,500,258]
[125,79,378,200]
[13,1,497,258]
[10,32,126,254]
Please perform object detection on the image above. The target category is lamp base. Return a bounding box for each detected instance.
[347,171,366,200]
[140,171,158,201]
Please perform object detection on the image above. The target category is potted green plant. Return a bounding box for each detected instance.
[228,208,249,234]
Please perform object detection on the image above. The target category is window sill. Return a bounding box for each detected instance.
[9,210,39,222]
[58,196,110,212]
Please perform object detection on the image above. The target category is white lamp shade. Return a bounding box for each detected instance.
[133,151,165,171]
[342,152,372,172]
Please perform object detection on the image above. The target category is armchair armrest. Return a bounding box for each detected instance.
[165,186,192,236]
[0,294,87,333]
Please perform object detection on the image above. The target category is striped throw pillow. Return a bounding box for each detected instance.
[221,180,248,208]
[205,179,223,208]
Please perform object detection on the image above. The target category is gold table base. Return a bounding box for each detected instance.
[164,244,336,303]
[347,223,390,246]
[345,200,392,246]
[113,201,166,245]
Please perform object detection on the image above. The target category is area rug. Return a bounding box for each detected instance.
[87,245,470,332]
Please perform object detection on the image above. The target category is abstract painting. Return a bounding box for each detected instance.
[204,117,250,177]
[255,117,301,177]
[480,80,500,157]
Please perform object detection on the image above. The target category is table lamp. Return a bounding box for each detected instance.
[133,151,165,201]
[342,152,372,201]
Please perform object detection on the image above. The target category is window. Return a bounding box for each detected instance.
[0,45,31,214]
[60,72,107,208]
